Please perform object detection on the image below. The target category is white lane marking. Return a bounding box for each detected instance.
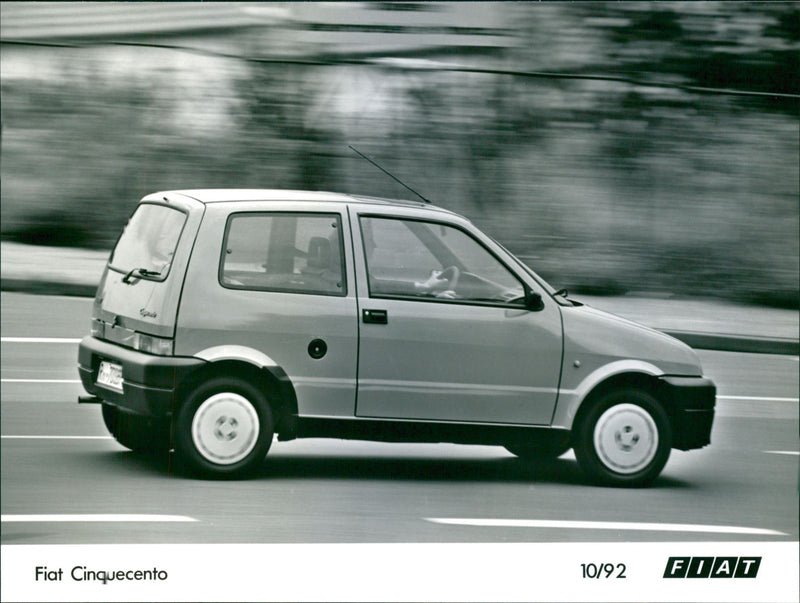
[764,450,800,456]
[426,518,786,536]
[1,337,82,343]
[1,379,81,384]
[718,395,799,402]
[1,514,197,523]
[1,435,112,440]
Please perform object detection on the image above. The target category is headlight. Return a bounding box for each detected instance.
[133,333,174,356]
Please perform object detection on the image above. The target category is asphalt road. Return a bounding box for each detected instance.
[1,292,798,545]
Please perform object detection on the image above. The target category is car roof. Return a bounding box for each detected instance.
[143,189,456,215]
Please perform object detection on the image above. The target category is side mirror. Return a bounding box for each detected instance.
[525,289,545,312]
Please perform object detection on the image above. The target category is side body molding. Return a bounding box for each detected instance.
[194,345,278,368]
[551,359,663,430]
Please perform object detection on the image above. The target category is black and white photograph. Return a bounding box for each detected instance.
[1,2,798,602]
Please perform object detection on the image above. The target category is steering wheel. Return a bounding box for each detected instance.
[439,265,460,292]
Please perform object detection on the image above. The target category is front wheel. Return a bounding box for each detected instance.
[174,377,274,478]
[573,389,671,487]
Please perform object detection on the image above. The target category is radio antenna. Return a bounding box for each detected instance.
[348,145,432,204]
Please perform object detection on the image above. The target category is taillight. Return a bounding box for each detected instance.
[132,333,174,356]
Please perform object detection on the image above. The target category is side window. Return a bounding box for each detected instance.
[220,212,345,296]
[360,216,525,304]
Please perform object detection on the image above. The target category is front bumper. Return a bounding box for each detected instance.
[658,376,716,450]
[78,336,205,417]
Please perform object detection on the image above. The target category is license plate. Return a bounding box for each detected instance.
[97,361,123,392]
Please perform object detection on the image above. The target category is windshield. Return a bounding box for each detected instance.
[109,204,186,277]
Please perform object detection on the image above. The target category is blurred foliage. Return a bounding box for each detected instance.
[1,2,797,307]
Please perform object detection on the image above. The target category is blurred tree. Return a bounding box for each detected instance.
[1,2,797,306]
[234,63,341,191]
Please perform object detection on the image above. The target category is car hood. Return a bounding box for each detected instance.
[560,302,704,376]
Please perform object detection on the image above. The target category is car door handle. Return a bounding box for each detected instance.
[363,309,388,324]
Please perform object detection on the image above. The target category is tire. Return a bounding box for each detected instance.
[101,404,171,454]
[505,440,571,461]
[573,389,671,487]
[173,377,274,478]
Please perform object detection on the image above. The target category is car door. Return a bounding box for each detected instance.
[176,203,359,417]
[352,210,563,425]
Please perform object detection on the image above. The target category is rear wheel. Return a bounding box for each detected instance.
[174,377,274,478]
[101,404,170,453]
[573,389,671,487]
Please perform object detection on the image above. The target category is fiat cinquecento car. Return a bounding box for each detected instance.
[78,189,715,486]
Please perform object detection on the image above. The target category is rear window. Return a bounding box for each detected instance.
[109,203,187,278]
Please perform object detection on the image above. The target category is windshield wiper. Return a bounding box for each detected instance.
[122,267,162,284]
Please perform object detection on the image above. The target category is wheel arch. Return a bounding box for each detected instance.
[175,358,298,438]
[571,372,670,438]
[553,360,675,432]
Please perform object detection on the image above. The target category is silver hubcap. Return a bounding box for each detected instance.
[593,403,658,474]
[192,393,259,465]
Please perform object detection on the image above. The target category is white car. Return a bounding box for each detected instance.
[79,189,716,486]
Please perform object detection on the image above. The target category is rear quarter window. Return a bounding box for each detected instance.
[220,212,346,296]
[110,203,187,278]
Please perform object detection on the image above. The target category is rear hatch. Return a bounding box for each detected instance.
[91,193,205,353]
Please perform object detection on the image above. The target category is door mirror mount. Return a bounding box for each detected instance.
[524,288,545,312]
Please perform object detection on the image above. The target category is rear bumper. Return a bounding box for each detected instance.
[658,376,716,450]
[78,336,204,417]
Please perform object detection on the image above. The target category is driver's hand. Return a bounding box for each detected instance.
[435,289,457,299]
[415,270,448,292]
